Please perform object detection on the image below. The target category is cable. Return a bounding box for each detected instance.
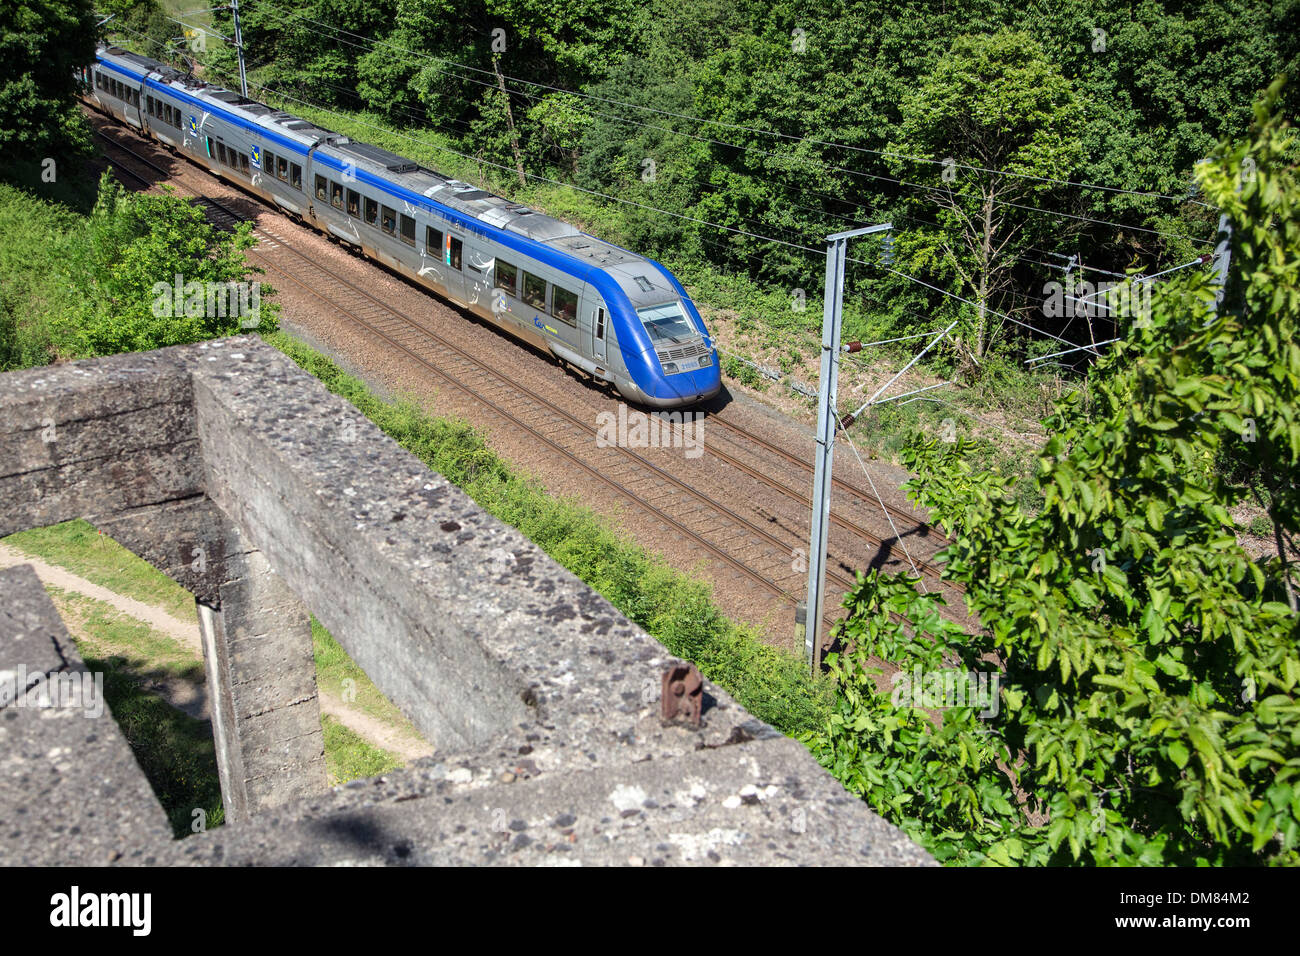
[257,83,835,257]
[244,2,1211,207]
[834,409,930,592]
[103,32,1145,365]
[240,6,1217,248]
[236,7,1219,274]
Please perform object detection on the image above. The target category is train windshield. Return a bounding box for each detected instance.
[636,302,697,343]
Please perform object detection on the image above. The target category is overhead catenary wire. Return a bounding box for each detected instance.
[232,5,1218,249]
[192,8,1214,283]
[262,82,1105,358]
[101,31,1163,376]
[834,410,930,593]
[239,2,1212,209]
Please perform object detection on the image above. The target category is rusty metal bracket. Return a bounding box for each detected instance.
[661,662,703,727]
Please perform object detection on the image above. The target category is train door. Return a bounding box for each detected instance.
[418,222,465,303]
[590,304,608,365]
[464,245,493,310]
[441,230,467,304]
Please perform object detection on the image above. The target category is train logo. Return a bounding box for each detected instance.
[250,145,261,169]
[533,316,558,337]
[187,114,198,135]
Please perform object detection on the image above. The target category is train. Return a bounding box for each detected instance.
[79,44,721,409]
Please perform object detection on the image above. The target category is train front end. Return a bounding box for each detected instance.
[604,261,721,409]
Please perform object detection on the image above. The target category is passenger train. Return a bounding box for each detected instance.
[79,45,721,409]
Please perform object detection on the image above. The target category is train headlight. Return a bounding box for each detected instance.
[662,362,679,374]
[698,353,712,367]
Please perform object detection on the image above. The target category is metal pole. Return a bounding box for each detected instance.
[230,0,248,97]
[806,223,890,671]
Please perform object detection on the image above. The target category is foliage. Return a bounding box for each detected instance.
[172,0,1297,373]
[806,85,1300,865]
[0,174,277,367]
[887,30,1083,365]
[0,0,97,156]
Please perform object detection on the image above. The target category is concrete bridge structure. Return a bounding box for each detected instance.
[0,337,932,866]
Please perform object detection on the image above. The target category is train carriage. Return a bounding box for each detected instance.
[85,44,721,409]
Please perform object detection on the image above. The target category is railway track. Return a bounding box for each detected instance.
[93,121,972,642]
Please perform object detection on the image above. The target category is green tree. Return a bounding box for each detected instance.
[808,80,1300,865]
[0,0,97,156]
[53,175,277,358]
[887,31,1083,367]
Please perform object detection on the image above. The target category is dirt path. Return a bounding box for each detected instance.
[0,543,432,762]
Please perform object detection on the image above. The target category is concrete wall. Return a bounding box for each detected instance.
[0,338,933,866]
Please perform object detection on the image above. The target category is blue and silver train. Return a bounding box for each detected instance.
[80,45,721,408]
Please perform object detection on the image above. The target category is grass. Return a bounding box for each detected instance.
[322,716,402,784]
[47,588,222,838]
[266,331,834,738]
[54,590,202,681]
[0,180,81,370]
[255,95,1062,497]
[4,519,198,621]
[3,521,425,744]
[12,548,416,826]
[311,617,422,737]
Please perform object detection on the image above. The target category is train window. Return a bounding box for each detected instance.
[277,156,289,182]
[132,90,140,108]
[364,197,378,227]
[163,103,171,125]
[551,286,578,326]
[216,142,226,165]
[346,189,360,217]
[522,271,546,310]
[290,163,302,190]
[399,214,415,246]
[447,236,462,271]
[331,181,344,209]
[380,205,396,235]
[595,307,606,341]
[494,260,517,296]
[264,149,274,175]
[173,107,181,130]
[240,153,249,174]
[315,175,327,201]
